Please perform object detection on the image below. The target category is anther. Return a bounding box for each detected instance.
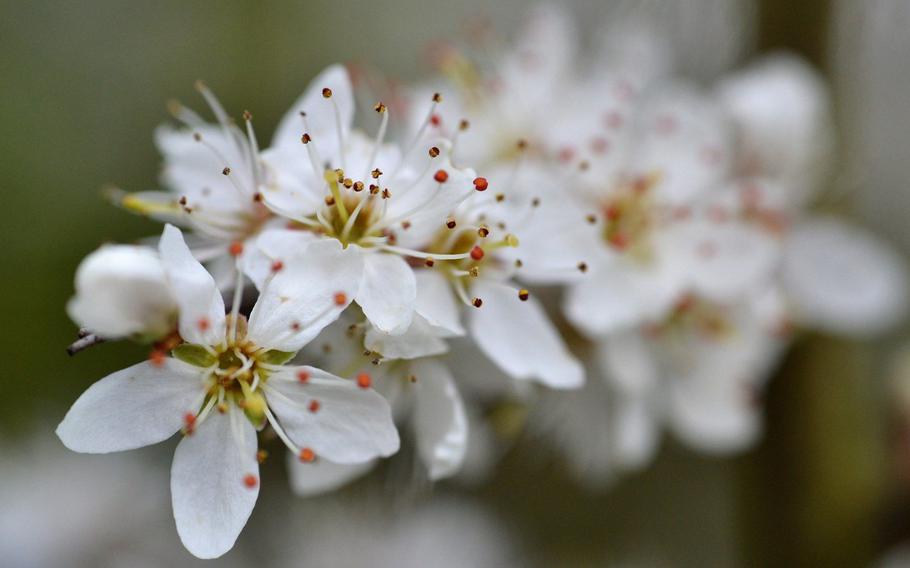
[401,220,412,230]
[577,261,588,273]
[197,317,211,332]
[297,370,311,383]
[301,133,312,144]
[434,169,449,183]
[229,241,244,257]
[325,195,336,206]
[222,167,231,176]
[585,214,597,224]
[505,234,519,247]
[430,114,441,126]
[381,188,392,199]
[149,349,167,368]
[517,139,528,151]
[369,184,379,194]
[432,92,442,103]
[477,226,490,238]
[374,101,387,113]
[531,197,541,207]
[518,289,530,301]
[322,87,333,98]
[429,146,440,158]
[308,400,321,413]
[334,292,348,306]
[515,259,524,268]
[353,181,364,192]
[357,372,372,389]
[425,258,435,267]
[290,321,302,332]
[299,448,316,463]
[242,110,253,121]
[473,177,488,191]
[193,132,202,142]
[468,267,480,278]
[471,297,483,308]
[342,178,353,189]
[459,119,470,130]
[253,192,263,202]
[178,196,188,206]
[243,474,258,488]
[256,450,268,463]
[495,193,505,202]
[183,412,196,432]
[371,168,382,179]
[470,246,484,261]
[446,218,457,229]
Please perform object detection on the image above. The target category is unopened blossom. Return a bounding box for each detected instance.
[57,225,398,559]
[67,244,177,341]
[249,65,480,335]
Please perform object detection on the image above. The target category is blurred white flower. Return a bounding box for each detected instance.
[269,498,523,568]
[57,225,398,558]
[67,244,177,340]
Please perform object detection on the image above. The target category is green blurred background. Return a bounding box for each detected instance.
[2,0,906,566]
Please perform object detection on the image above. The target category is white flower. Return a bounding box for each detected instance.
[116,83,273,289]
[717,54,834,203]
[56,224,398,559]
[67,244,177,340]
[782,217,908,337]
[287,315,468,492]
[249,65,481,335]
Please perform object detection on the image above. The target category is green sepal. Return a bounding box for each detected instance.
[258,350,296,366]
[172,344,217,368]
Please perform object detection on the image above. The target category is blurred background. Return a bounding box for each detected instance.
[2,0,910,566]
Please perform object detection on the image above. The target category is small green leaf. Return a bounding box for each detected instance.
[173,344,216,368]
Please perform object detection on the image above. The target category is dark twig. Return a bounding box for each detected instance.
[67,332,106,356]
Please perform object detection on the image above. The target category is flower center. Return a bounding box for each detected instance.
[600,174,660,260]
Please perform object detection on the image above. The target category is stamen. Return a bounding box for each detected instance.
[299,448,316,463]
[473,177,488,191]
[243,474,258,489]
[356,372,372,389]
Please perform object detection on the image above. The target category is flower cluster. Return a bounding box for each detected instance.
[58,6,908,558]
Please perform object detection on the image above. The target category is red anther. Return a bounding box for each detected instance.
[183,412,196,432]
[675,294,696,312]
[608,233,629,250]
[518,289,530,301]
[297,370,311,384]
[604,204,621,221]
[333,292,347,306]
[434,169,449,183]
[701,146,722,166]
[243,474,258,488]
[709,205,729,223]
[698,241,717,258]
[197,317,210,332]
[290,321,302,332]
[604,111,623,129]
[558,146,575,163]
[430,113,441,126]
[229,241,244,257]
[322,87,333,98]
[356,372,372,389]
[299,448,316,463]
[308,400,321,413]
[591,137,610,154]
[473,177,488,191]
[470,246,484,261]
[271,260,284,272]
[656,115,677,134]
[149,349,167,368]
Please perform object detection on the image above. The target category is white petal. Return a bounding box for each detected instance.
[783,217,909,336]
[242,228,319,290]
[469,280,584,389]
[158,224,226,346]
[411,359,468,480]
[246,239,362,352]
[677,220,780,302]
[265,367,400,463]
[171,407,259,559]
[67,245,177,339]
[355,252,416,335]
[564,260,682,336]
[668,373,761,455]
[258,145,324,221]
[271,64,354,163]
[285,452,375,497]
[414,270,464,336]
[612,392,660,471]
[364,315,449,360]
[56,359,205,453]
[598,331,658,395]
